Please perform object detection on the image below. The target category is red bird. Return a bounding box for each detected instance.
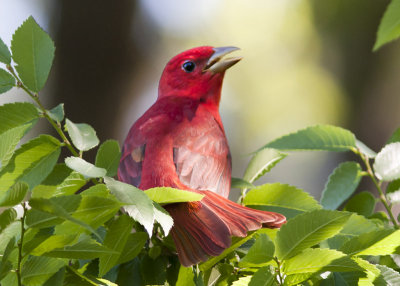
[118,46,286,266]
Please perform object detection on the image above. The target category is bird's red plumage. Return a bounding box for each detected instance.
[118,46,286,266]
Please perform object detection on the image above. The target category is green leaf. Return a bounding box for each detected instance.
[239,234,274,266]
[44,236,118,259]
[275,209,351,260]
[356,139,377,158]
[144,187,204,204]
[199,229,274,271]
[339,213,380,236]
[374,0,400,51]
[249,267,275,286]
[375,265,400,285]
[99,215,134,276]
[11,16,55,92]
[0,37,11,64]
[176,266,195,286]
[29,234,77,256]
[320,162,362,210]
[0,208,17,231]
[0,182,28,207]
[261,125,356,152]
[0,68,15,94]
[0,102,39,134]
[231,177,255,189]
[0,123,34,170]
[29,197,103,241]
[0,135,61,194]
[95,140,121,177]
[117,232,148,264]
[0,237,15,280]
[21,256,66,286]
[244,148,286,183]
[232,276,251,286]
[340,229,400,256]
[0,221,20,253]
[153,202,174,235]
[343,191,376,217]
[42,267,65,286]
[244,183,321,219]
[373,142,400,181]
[387,179,400,204]
[283,248,362,285]
[104,177,155,235]
[47,104,64,122]
[65,156,106,178]
[54,195,121,237]
[65,119,99,151]
[387,127,400,144]
[140,255,167,285]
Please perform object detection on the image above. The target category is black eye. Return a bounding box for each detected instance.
[182,61,196,73]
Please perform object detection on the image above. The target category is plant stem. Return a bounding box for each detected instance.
[358,151,399,228]
[7,65,79,157]
[273,257,284,285]
[16,202,27,286]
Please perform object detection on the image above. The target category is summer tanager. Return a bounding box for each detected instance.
[118,46,286,266]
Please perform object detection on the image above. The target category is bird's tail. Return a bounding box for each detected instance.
[164,190,286,267]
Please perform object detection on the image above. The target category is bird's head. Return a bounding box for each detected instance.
[158,46,242,105]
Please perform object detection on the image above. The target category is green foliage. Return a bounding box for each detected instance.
[374,0,400,50]
[1,15,400,286]
[320,162,363,210]
[11,16,55,92]
[0,68,15,94]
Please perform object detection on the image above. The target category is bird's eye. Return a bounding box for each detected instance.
[182,61,196,73]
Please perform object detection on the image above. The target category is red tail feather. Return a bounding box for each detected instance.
[165,190,286,267]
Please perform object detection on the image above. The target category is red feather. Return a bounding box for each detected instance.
[118,46,286,266]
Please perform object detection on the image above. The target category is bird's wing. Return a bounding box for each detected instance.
[173,115,231,198]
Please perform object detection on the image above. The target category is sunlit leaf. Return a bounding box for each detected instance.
[320,162,362,210]
[244,183,321,219]
[0,221,20,253]
[374,142,400,181]
[0,102,39,134]
[95,140,121,177]
[0,135,61,194]
[340,229,400,256]
[44,236,118,259]
[65,156,106,178]
[339,213,380,236]
[275,210,351,260]
[65,119,99,152]
[0,123,34,170]
[343,191,375,217]
[374,0,400,51]
[29,197,103,241]
[21,256,65,286]
[11,16,55,92]
[144,187,203,204]
[104,177,155,235]
[283,248,362,285]
[0,237,15,280]
[261,125,356,152]
[0,37,11,64]
[99,215,134,276]
[244,148,286,183]
[30,234,77,256]
[175,266,195,286]
[0,182,28,207]
[232,276,251,286]
[0,68,15,94]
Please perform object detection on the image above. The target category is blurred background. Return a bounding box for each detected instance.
[1,0,399,201]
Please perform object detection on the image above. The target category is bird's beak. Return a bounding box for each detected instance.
[203,46,242,74]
